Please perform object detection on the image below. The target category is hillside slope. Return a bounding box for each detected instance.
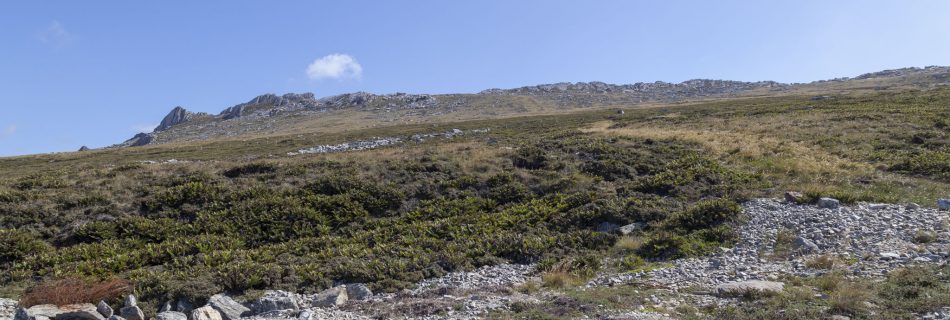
[108,66,950,149]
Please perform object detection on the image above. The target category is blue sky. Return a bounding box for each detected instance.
[1,1,949,156]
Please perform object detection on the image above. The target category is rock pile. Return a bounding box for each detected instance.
[589,198,950,290]
[288,128,490,156]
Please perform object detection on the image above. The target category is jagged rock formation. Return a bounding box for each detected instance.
[115,132,155,148]
[155,106,197,132]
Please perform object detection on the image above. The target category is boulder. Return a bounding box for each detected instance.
[938,199,950,210]
[784,191,805,203]
[155,106,191,132]
[119,306,144,320]
[311,286,348,308]
[108,316,125,320]
[27,303,105,320]
[906,203,921,210]
[78,146,91,152]
[345,284,373,301]
[154,311,187,320]
[190,306,223,320]
[252,290,300,314]
[207,294,251,320]
[618,223,646,235]
[792,236,819,254]
[715,281,785,297]
[96,301,113,318]
[818,197,840,209]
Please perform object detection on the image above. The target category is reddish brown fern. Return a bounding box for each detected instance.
[18,278,132,307]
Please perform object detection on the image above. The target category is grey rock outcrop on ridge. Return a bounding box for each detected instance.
[155,106,192,132]
[104,66,950,149]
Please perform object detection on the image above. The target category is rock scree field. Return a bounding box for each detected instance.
[1,67,950,320]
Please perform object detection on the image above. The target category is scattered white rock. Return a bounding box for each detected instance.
[588,198,950,290]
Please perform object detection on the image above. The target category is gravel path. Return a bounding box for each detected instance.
[590,198,950,290]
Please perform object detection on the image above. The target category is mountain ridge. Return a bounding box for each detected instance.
[111,65,950,149]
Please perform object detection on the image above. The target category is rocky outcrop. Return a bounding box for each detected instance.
[155,107,191,132]
[219,105,244,120]
[118,132,155,147]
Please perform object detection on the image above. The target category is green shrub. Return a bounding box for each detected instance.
[667,199,741,231]
[223,162,278,178]
[890,150,950,182]
[0,229,52,265]
[512,146,548,169]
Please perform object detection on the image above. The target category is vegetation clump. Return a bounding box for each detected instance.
[0,132,760,305]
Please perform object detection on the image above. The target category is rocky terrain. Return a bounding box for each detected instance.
[288,128,489,155]
[7,197,948,320]
[102,66,950,150]
[589,198,950,292]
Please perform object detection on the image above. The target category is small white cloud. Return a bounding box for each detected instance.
[0,125,16,140]
[306,54,362,80]
[38,20,76,48]
[132,123,158,133]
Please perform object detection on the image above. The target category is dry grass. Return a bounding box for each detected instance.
[541,272,580,289]
[613,235,644,254]
[829,283,876,317]
[805,255,839,270]
[18,278,131,307]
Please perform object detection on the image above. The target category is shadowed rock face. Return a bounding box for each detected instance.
[156,106,191,132]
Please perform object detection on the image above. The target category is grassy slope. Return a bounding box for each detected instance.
[0,87,948,318]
